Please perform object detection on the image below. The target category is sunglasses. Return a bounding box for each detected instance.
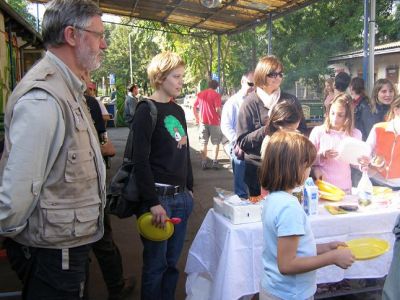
[247,82,254,87]
[267,72,284,79]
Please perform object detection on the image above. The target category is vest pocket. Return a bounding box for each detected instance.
[65,149,97,182]
[44,209,75,237]
[75,206,100,236]
[43,204,100,238]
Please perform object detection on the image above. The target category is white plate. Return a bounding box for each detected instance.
[337,137,371,165]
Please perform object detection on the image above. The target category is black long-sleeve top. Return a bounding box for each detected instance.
[355,98,390,141]
[236,91,307,165]
[132,99,194,208]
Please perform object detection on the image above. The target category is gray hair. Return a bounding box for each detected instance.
[42,0,102,48]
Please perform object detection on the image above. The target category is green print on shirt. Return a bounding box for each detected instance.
[164,115,187,149]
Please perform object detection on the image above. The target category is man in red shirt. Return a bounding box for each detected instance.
[193,80,222,169]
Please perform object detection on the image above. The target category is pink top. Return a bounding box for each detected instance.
[193,89,222,125]
[309,125,362,191]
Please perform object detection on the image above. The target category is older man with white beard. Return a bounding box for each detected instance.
[0,0,107,298]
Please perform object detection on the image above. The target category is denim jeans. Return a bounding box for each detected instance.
[4,238,90,300]
[383,215,400,300]
[228,144,248,198]
[139,190,193,300]
[244,161,261,196]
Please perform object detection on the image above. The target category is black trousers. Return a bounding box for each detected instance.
[89,214,124,297]
[4,238,90,300]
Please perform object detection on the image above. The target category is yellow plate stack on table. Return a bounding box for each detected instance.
[342,237,390,260]
[316,180,345,202]
[372,186,393,195]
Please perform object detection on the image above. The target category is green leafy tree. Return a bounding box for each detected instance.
[6,0,37,28]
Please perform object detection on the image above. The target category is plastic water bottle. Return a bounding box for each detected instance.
[303,177,319,216]
[357,171,373,206]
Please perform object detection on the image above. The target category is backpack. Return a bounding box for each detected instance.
[106,99,157,218]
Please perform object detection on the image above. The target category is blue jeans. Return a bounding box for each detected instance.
[225,143,248,198]
[230,148,248,198]
[383,215,400,300]
[139,190,193,300]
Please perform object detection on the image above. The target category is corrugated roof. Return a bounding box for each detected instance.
[329,41,400,62]
[30,0,321,34]
[0,0,42,46]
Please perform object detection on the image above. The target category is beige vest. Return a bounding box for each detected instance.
[1,55,105,248]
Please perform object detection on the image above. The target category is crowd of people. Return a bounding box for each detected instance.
[0,0,399,300]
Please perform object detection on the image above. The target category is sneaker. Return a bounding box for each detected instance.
[212,160,219,170]
[201,160,209,170]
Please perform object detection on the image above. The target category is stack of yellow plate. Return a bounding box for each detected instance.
[372,186,393,195]
[316,180,345,202]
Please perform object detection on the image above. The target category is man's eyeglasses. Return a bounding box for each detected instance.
[267,72,284,79]
[247,82,254,87]
[75,26,105,40]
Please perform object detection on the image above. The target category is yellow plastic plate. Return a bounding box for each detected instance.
[344,238,390,260]
[319,191,344,202]
[137,212,174,241]
[372,186,393,195]
[316,180,345,196]
[324,205,347,215]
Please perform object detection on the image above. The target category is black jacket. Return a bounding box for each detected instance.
[236,91,307,164]
[355,98,389,141]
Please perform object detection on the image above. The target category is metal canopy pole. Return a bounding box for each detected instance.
[129,32,133,84]
[368,0,376,96]
[268,13,272,55]
[217,34,222,93]
[362,0,369,84]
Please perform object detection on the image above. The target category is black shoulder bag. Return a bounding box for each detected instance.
[106,99,157,218]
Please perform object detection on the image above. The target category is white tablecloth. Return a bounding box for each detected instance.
[185,197,400,300]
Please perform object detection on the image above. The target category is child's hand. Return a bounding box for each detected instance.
[358,155,371,172]
[327,241,347,250]
[317,241,346,254]
[322,149,338,159]
[333,247,355,269]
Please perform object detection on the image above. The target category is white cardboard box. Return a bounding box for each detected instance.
[213,196,262,224]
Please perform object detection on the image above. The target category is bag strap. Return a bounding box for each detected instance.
[123,99,158,161]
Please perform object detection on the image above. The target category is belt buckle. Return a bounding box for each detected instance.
[173,185,180,195]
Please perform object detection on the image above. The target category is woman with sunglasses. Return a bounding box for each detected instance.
[236,55,307,198]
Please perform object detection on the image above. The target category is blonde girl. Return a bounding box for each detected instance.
[309,93,362,192]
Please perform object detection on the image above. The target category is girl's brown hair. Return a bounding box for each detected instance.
[254,55,284,88]
[324,78,334,99]
[260,131,316,192]
[265,100,302,136]
[324,93,354,135]
[370,79,397,113]
[387,95,400,121]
